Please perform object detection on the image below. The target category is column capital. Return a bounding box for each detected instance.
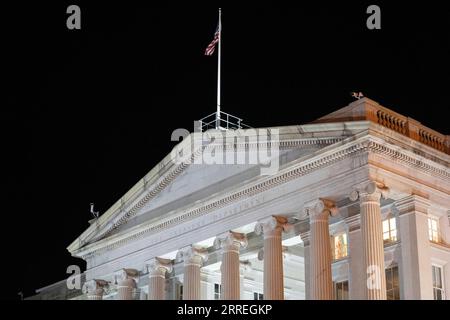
[214,231,248,252]
[146,257,173,277]
[349,181,389,203]
[304,198,338,221]
[255,215,292,237]
[115,268,139,284]
[84,279,109,296]
[176,246,209,267]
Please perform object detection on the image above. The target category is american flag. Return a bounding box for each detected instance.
[205,24,220,56]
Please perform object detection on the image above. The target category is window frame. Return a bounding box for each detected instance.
[214,283,221,300]
[331,232,349,261]
[178,284,183,300]
[428,216,441,243]
[382,217,398,245]
[333,280,349,300]
[253,292,264,300]
[432,264,445,300]
[385,265,400,300]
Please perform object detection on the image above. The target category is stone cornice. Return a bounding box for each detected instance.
[366,139,449,179]
[71,134,450,259]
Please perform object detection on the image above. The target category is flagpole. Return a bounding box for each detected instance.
[216,8,222,129]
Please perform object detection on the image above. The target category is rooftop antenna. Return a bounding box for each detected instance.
[90,203,99,219]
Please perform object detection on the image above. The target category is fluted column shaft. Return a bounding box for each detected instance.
[215,231,247,300]
[177,246,207,300]
[263,227,284,300]
[117,278,136,300]
[306,199,337,300]
[310,212,333,299]
[148,269,166,300]
[359,191,387,299]
[255,216,290,300]
[221,243,241,300]
[184,261,201,300]
[147,257,173,300]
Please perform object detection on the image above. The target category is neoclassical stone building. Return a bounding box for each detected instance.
[33,98,450,300]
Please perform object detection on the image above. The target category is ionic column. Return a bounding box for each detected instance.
[147,257,173,300]
[176,246,208,300]
[116,269,138,300]
[305,198,338,300]
[255,216,291,300]
[214,231,248,300]
[350,181,388,300]
[86,279,109,300]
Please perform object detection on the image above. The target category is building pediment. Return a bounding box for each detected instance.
[67,122,369,254]
[68,98,450,257]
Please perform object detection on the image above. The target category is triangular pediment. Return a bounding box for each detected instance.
[68,123,365,253]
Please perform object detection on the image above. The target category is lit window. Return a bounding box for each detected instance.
[382,217,397,244]
[214,283,221,300]
[428,216,440,243]
[332,233,348,260]
[253,292,264,300]
[385,266,400,300]
[334,280,349,300]
[432,265,445,300]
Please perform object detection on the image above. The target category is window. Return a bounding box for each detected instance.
[385,266,400,300]
[428,217,440,243]
[178,285,183,300]
[253,292,264,300]
[382,217,397,244]
[332,233,348,260]
[214,283,221,300]
[432,265,445,300]
[334,280,349,300]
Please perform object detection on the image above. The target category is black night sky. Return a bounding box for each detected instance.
[2,2,450,300]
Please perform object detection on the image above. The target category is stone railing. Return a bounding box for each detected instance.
[313,98,450,155]
[373,108,449,154]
